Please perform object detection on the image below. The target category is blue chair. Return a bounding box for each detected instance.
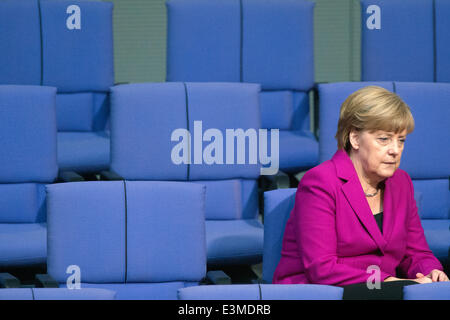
[394,82,450,264]
[46,181,206,300]
[318,81,449,264]
[109,82,264,266]
[361,0,450,83]
[403,282,450,300]
[166,0,318,173]
[178,283,343,300]
[262,188,297,283]
[0,288,116,300]
[0,0,114,174]
[0,85,58,267]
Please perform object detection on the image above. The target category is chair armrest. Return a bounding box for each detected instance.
[203,270,232,285]
[99,170,124,181]
[0,273,21,288]
[260,170,290,191]
[58,171,85,183]
[35,274,59,288]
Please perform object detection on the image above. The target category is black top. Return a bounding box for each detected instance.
[374,212,383,234]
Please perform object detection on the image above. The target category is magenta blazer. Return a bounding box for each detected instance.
[273,149,443,286]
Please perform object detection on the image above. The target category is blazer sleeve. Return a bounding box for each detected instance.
[396,172,443,279]
[295,169,392,286]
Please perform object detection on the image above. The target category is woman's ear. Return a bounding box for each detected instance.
[349,130,360,150]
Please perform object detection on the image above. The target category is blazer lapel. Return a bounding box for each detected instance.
[381,177,395,244]
[332,150,388,254]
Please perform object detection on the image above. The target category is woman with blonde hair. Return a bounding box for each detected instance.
[273,86,448,299]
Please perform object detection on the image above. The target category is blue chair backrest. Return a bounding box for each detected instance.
[0,0,114,132]
[46,181,206,299]
[110,82,262,221]
[262,188,297,283]
[0,288,116,300]
[178,283,344,300]
[361,0,450,83]
[166,0,314,132]
[0,85,57,224]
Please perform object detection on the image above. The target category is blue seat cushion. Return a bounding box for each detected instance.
[421,220,450,260]
[78,282,198,300]
[260,284,344,300]
[206,219,263,265]
[178,284,261,300]
[403,282,450,300]
[57,131,110,173]
[0,223,46,266]
[0,184,46,223]
[277,130,318,172]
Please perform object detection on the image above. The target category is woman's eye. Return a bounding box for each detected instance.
[378,137,389,142]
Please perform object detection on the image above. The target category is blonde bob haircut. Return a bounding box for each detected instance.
[336,86,415,153]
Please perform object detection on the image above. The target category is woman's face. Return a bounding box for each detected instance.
[350,129,407,181]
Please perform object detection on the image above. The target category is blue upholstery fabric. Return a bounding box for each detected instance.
[260,284,343,300]
[205,219,263,265]
[403,282,450,300]
[0,223,47,266]
[40,0,114,92]
[56,93,94,132]
[46,181,206,299]
[166,0,314,91]
[0,288,116,300]
[80,282,198,300]
[166,0,241,82]
[110,83,188,180]
[318,82,393,163]
[0,184,46,223]
[166,0,317,172]
[178,285,261,300]
[263,188,296,283]
[421,220,450,260]
[413,179,449,220]
[277,130,318,172]
[260,91,293,130]
[47,181,126,283]
[178,284,343,300]
[0,85,58,183]
[0,0,41,85]
[242,0,314,91]
[0,289,33,300]
[57,131,110,173]
[360,0,434,82]
[110,82,263,265]
[395,82,450,179]
[186,82,261,180]
[435,0,450,83]
[125,181,206,283]
[33,288,116,300]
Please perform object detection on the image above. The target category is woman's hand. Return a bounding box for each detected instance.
[416,270,449,282]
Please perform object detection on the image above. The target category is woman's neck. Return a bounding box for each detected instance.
[349,153,382,193]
